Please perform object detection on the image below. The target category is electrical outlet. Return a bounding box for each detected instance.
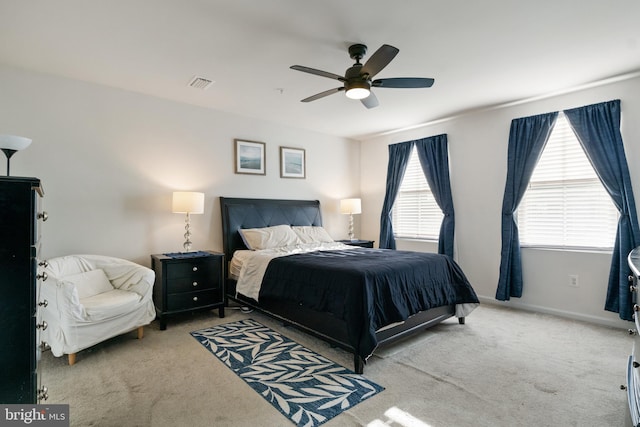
[569,274,579,287]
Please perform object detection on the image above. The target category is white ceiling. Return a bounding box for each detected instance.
[2,0,640,140]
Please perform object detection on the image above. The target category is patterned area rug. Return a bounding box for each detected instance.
[191,319,384,426]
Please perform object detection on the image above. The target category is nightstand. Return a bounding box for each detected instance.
[151,250,225,330]
[337,239,375,248]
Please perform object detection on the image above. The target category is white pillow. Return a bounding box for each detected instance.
[63,269,114,299]
[292,226,334,243]
[239,225,302,250]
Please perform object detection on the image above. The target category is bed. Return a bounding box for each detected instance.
[220,196,479,374]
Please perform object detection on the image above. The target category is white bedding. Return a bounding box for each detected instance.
[232,241,355,301]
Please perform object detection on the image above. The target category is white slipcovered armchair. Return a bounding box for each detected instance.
[40,254,156,365]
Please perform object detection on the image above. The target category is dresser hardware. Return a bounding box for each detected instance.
[630,275,636,282]
[38,260,49,268]
[622,384,628,390]
[193,296,198,302]
[37,386,48,401]
[36,271,48,281]
[634,304,640,312]
[37,211,48,221]
[193,281,198,287]
[629,329,637,335]
[192,266,198,272]
[36,321,48,331]
[634,361,640,369]
[631,285,638,293]
[38,300,48,308]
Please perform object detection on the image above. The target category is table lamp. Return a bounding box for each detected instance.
[172,191,205,252]
[340,198,362,241]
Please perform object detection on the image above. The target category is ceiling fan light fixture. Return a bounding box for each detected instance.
[345,81,370,100]
[345,87,370,100]
[291,43,434,107]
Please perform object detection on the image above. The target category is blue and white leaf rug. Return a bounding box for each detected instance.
[191,318,384,426]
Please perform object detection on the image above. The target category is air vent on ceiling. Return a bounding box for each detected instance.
[188,76,214,90]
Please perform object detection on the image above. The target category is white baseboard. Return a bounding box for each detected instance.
[476,295,632,330]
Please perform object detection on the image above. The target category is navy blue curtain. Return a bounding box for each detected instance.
[415,134,455,257]
[379,141,413,249]
[564,100,640,320]
[496,112,558,300]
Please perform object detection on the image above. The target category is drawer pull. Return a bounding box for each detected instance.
[634,304,640,312]
[192,281,198,287]
[193,296,198,302]
[38,260,49,268]
[632,285,638,293]
[38,211,48,222]
[38,299,48,308]
[634,361,640,369]
[36,271,48,281]
[36,321,48,331]
[192,266,198,272]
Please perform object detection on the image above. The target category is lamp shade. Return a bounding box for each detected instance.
[0,135,32,151]
[172,192,205,214]
[340,198,362,215]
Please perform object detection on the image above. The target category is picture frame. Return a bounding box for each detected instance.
[280,146,306,179]
[234,139,266,175]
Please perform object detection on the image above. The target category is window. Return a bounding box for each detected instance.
[392,147,443,240]
[517,112,618,250]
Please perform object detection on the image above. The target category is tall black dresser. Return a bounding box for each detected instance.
[0,176,48,403]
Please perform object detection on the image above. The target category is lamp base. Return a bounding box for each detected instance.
[1,148,17,176]
[347,213,357,241]
[182,212,194,252]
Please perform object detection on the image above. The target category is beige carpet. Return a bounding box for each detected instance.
[39,304,633,427]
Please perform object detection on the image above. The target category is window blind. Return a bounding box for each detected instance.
[392,147,443,240]
[517,112,618,250]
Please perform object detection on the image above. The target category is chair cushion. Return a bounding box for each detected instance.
[80,289,142,321]
[64,269,114,299]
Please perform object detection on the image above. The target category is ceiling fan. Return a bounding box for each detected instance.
[290,43,434,109]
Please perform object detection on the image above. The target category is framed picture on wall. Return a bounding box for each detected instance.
[235,139,266,175]
[280,146,306,179]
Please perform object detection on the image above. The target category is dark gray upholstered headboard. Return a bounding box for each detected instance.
[219,197,323,264]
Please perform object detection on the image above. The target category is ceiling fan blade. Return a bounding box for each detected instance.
[361,44,399,78]
[301,87,344,102]
[372,77,435,88]
[290,65,345,81]
[360,92,379,109]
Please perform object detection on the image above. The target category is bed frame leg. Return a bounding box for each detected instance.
[354,355,364,374]
[458,316,465,325]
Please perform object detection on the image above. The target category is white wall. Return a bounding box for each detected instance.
[0,64,360,267]
[4,61,638,329]
[360,74,640,328]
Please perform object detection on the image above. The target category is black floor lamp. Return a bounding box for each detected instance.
[0,135,32,176]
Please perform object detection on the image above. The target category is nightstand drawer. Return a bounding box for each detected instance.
[165,275,218,293]
[167,289,220,311]
[166,259,216,280]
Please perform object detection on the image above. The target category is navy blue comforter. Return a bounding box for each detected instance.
[259,248,479,360]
